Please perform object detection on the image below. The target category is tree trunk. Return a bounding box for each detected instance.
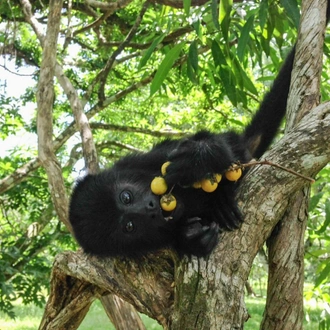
[38,267,104,330]
[171,253,249,329]
[245,281,256,297]
[100,294,146,330]
[261,0,328,327]
[261,189,309,329]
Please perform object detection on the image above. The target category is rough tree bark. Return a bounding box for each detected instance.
[38,266,105,330]
[100,294,147,330]
[34,0,70,229]
[39,250,176,329]
[261,0,328,328]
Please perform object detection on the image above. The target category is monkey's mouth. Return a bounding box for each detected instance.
[161,199,184,222]
[163,213,173,221]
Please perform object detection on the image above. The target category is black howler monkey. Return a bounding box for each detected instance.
[69,5,329,258]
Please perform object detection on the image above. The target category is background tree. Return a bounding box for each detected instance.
[0,0,330,328]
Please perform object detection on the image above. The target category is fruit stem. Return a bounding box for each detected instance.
[169,184,175,194]
[234,160,315,183]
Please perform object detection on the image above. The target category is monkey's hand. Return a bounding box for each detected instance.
[177,217,219,257]
[165,132,233,187]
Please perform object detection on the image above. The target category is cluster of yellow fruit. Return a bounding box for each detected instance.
[150,161,243,212]
[150,162,176,211]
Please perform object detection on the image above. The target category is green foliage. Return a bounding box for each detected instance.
[0,95,24,138]
[237,14,255,62]
[150,42,186,96]
[280,0,300,28]
[303,165,330,328]
[0,0,329,326]
[0,296,324,329]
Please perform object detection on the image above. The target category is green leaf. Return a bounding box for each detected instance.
[309,192,324,212]
[219,0,232,40]
[211,40,227,67]
[192,20,201,39]
[231,57,244,89]
[219,0,232,24]
[259,0,268,30]
[211,41,237,105]
[232,59,258,95]
[237,15,255,62]
[315,262,330,287]
[316,199,330,234]
[260,35,271,56]
[218,67,237,106]
[138,34,165,69]
[187,61,198,84]
[280,0,300,28]
[211,0,220,30]
[150,43,185,96]
[188,41,198,72]
[183,0,191,16]
[187,41,199,84]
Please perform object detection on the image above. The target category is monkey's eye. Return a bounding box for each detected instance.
[120,191,132,205]
[125,221,134,233]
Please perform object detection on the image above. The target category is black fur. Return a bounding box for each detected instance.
[69,51,293,257]
[69,5,329,257]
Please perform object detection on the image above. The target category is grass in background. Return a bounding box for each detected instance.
[0,302,43,330]
[0,300,162,330]
[79,300,162,330]
[0,297,324,329]
[245,296,325,330]
[245,297,264,329]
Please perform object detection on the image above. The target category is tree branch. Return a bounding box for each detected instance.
[40,249,176,329]
[35,0,71,230]
[55,63,100,174]
[0,44,39,67]
[39,266,105,330]
[148,0,209,8]
[100,26,194,50]
[0,72,159,195]
[86,0,134,11]
[261,0,328,328]
[73,0,135,37]
[97,1,149,101]
[101,294,147,330]
[90,122,186,138]
[171,100,330,328]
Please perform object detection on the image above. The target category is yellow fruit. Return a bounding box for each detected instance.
[214,173,222,183]
[160,194,177,211]
[225,168,242,181]
[161,161,171,176]
[150,177,168,195]
[201,178,218,193]
[192,181,202,189]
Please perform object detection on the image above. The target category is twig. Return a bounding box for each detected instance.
[97,1,149,101]
[231,160,315,184]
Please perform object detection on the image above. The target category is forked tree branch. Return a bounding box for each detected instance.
[73,0,135,38]
[261,0,328,328]
[40,100,330,329]
[97,1,149,101]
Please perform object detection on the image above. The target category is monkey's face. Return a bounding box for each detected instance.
[69,169,184,256]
